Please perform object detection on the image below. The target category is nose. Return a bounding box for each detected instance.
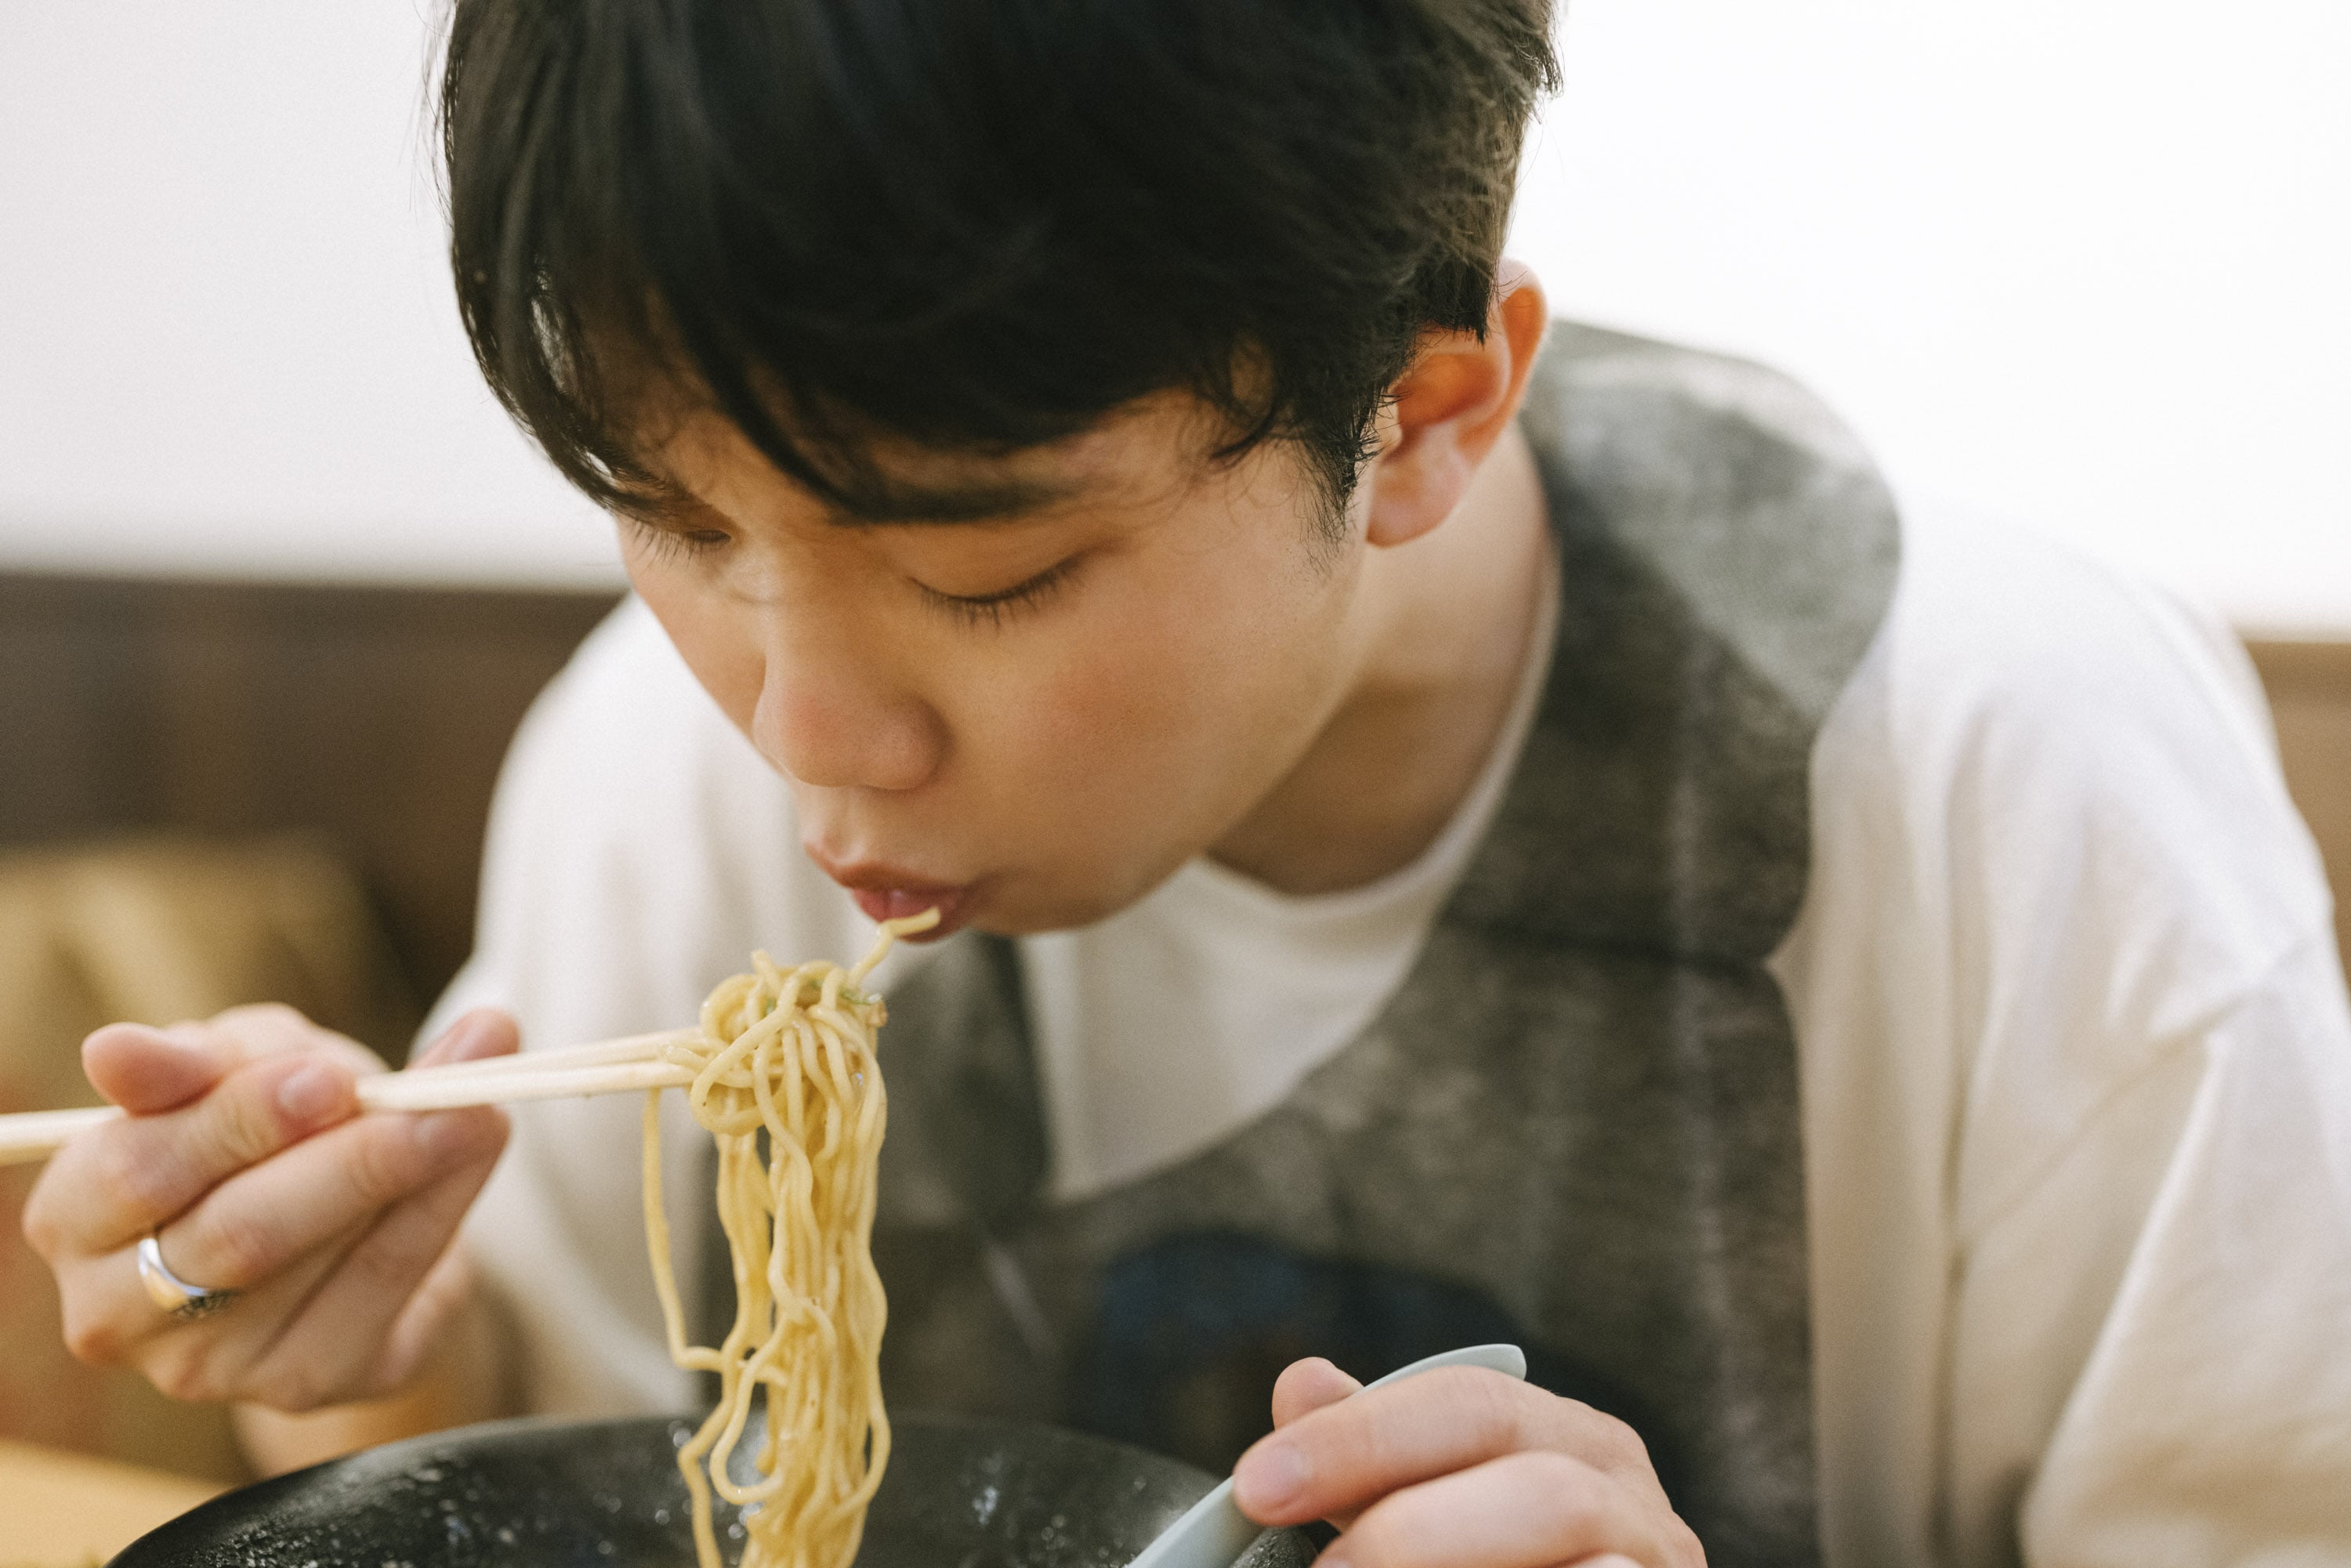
[751,623,946,793]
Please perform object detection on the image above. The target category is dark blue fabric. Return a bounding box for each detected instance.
[1072,1229,1686,1497]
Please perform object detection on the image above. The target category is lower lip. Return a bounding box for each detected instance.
[849,885,969,938]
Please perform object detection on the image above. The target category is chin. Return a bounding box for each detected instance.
[962,880,1147,938]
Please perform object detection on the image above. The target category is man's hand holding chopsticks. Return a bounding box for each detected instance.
[20,1005,515,1414]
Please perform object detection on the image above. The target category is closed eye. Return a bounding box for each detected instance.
[621,514,733,564]
[916,558,1081,628]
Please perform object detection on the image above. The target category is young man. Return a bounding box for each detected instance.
[25,2,2350,1563]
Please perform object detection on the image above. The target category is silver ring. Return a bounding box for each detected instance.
[136,1232,239,1322]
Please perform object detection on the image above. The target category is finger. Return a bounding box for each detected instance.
[201,1004,385,1077]
[139,1103,507,1297]
[1324,1451,1657,1568]
[82,1024,228,1114]
[27,1052,359,1256]
[41,1106,494,1374]
[99,1226,361,1400]
[1271,1356,1362,1429]
[410,1008,520,1070]
[1233,1368,1644,1527]
[375,1240,487,1396]
[249,1131,505,1408]
[84,1005,380,1114]
[99,1103,501,1406]
[1264,1353,1371,1532]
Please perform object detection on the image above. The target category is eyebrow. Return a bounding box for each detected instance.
[618,471,1086,531]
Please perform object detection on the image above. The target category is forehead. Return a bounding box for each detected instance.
[632,386,1246,532]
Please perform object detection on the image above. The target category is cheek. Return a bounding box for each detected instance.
[973,536,1353,826]
[628,564,764,731]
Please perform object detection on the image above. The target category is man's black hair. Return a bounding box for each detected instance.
[442,0,1558,523]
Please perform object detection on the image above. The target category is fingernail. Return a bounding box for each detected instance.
[277,1063,347,1124]
[1234,1442,1308,1512]
[428,1013,483,1063]
[429,1010,516,1067]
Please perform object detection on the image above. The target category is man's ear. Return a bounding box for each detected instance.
[1362,263,1548,549]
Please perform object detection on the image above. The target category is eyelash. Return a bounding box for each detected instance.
[622,517,731,566]
[623,518,1078,630]
[918,559,1079,629]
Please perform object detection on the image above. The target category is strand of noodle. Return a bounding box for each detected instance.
[641,908,935,1568]
[642,1092,726,1566]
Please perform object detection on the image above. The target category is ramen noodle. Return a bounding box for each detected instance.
[641,910,935,1568]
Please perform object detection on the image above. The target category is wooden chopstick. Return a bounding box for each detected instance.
[0,1027,706,1168]
[391,1029,699,1079]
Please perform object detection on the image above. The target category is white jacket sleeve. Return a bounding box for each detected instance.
[1784,504,2351,1567]
[2016,936,2351,1565]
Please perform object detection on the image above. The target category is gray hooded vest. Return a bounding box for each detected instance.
[712,322,1899,1566]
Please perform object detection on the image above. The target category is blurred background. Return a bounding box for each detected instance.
[1,0,2346,1494]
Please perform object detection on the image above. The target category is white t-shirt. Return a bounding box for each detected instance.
[435,501,2351,1568]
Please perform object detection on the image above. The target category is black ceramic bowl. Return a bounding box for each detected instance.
[111,1410,1315,1567]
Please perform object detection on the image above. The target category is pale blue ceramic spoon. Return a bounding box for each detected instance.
[1124,1342,1530,1568]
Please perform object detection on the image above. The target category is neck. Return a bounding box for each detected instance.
[1210,424,1552,895]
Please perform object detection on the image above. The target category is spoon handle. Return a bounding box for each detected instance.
[1124,1342,1528,1568]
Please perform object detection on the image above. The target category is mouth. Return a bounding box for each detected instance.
[810,857,973,940]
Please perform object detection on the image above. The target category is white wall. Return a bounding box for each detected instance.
[0,2,618,588]
[3,1,2346,629]
[1519,0,2351,637]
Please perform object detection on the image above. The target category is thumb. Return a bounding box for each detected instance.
[1270,1356,1362,1429]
